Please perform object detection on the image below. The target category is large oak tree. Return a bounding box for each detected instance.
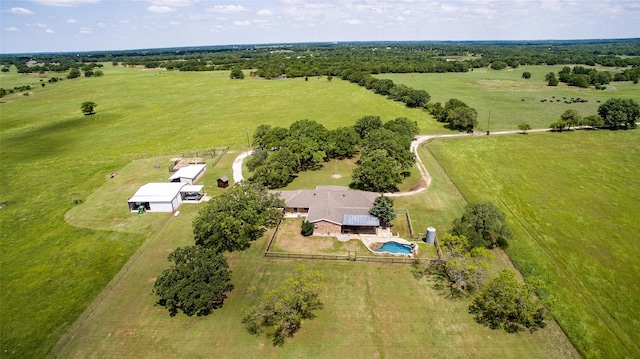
[193,182,283,253]
[153,246,233,317]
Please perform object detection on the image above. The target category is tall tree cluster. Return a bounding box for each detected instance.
[249,115,418,192]
[451,202,513,249]
[350,116,417,193]
[428,98,479,132]
[249,120,359,189]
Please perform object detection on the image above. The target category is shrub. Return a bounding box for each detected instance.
[301,221,314,236]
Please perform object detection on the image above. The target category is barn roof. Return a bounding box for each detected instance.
[168,164,206,181]
[129,182,185,203]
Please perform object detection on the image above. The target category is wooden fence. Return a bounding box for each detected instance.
[393,208,415,239]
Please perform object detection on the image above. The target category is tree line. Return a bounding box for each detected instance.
[3,39,639,79]
[550,98,639,130]
[248,115,417,193]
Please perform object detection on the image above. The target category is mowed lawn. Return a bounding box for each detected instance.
[378,65,640,131]
[427,130,640,358]
[0,66,447,357]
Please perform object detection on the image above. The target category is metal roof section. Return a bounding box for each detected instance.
[128,182,186,202]
[343,214,380,227]
[168,164,206,181]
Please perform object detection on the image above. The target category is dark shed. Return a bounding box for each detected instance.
[217,175,229,188]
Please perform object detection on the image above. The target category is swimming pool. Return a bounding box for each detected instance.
[374,241,413,255]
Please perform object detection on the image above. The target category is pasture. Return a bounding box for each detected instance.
[1,62,631,358]
[0,65,445,357]
[378,65,639,130]
[427,130,640,358]
[55,167,578,358]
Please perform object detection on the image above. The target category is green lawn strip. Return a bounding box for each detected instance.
[0,66,451,356]
[59,208,577,358]
[378,65,639,131]
[427,131,640,359]
[392,144,468,235]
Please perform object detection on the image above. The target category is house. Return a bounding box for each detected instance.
[128,182,204,212]
[275,186,381,235]
[168,164,206,185]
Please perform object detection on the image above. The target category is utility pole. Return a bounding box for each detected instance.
[246,128,250,148]
[486,111,491,135]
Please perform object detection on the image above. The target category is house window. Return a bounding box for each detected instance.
[313,224,318,229]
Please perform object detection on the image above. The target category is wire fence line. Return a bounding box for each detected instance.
[181,147,229,159]
[49,228,159,358]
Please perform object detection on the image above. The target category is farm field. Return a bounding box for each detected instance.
[378,65,640,130]
[427,130,640,358]
[0,65,448,357]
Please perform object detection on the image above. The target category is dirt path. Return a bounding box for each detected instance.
[231,129,551,194]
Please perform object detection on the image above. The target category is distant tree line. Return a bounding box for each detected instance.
[3,40,639,79]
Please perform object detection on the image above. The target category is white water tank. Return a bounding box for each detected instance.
[426,227,436,245]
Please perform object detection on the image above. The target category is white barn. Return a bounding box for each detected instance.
[128,182,204,212]
[168,164,206,185]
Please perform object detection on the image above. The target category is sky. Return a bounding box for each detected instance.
[1,0,639,54]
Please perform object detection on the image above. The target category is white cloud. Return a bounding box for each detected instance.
[66,18,76,23]
[170,21,181,25]
[29,0,100,6]
[345,19,362,25]
[79,27,92,34]
[147,0,197,6]
[10,7,34,15]
[6,27,19,32]
[38,23,48,28]
[207,5,247,14]
[257,9,272,16]
[233,20,251,26]
[148,5,175,13]
[45,29,54,33]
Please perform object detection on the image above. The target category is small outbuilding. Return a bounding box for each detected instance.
[217,175,230,188]
[168,164,206,185]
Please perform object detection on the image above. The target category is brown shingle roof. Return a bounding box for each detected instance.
[274,186,378,225]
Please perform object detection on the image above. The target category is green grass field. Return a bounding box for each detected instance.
[55,167,578,358]
[0,65,448,357]
[427,130,640,358]
[378,65,640,131]
[2,63,631,358]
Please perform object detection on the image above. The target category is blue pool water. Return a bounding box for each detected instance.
[374,242,412,254]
